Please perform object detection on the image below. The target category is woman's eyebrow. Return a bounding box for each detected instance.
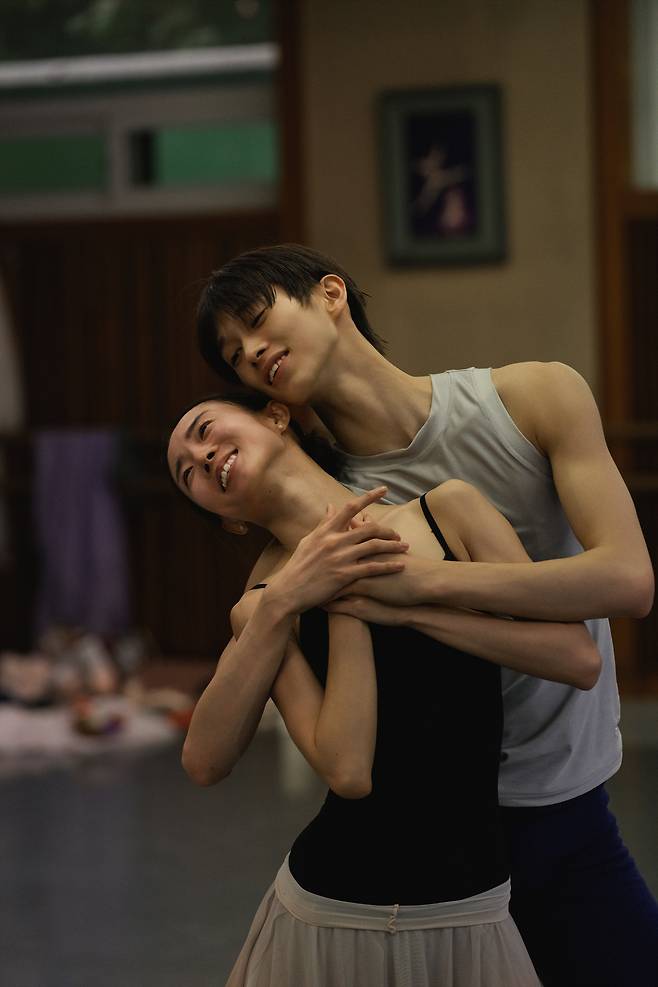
[185,411,204,440]
[174,411,205,483]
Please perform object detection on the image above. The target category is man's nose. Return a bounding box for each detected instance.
[246,340,267,365]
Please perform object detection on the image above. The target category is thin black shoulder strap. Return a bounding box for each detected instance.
[419,493,456,561]
[248,582,268,591]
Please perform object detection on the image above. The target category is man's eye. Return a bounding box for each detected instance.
[183,467,192,488]
[230,349,241,368]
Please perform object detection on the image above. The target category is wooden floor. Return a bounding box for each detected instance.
[1,702,657,987]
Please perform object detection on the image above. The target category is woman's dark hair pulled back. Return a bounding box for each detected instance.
[167,390,346,531]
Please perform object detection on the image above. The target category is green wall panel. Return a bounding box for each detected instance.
[0,134,105,193]
[154,120,277,185]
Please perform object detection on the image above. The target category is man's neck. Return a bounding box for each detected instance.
[313,330,434,456]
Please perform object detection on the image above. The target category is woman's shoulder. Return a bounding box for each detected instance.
[423,479,481,516]
[380,480,479,525]
[245,538,291,590]
[417,481,480,561]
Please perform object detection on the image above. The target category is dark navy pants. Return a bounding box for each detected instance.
[502,785,658,987]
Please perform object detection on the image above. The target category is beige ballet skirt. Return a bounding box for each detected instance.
[225,855,541,986]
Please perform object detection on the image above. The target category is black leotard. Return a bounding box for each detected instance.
[254,493,506,905]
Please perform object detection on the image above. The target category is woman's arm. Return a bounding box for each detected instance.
[271,613,376,798]
[181,590,295,786]
[192,593,376,797]
[181,488,404,785]
[327,480,602,690]
[183,594,378,794]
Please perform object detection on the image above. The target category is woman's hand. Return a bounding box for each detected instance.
[264,486,408,616]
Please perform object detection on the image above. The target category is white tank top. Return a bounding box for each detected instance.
[340,366,622,807]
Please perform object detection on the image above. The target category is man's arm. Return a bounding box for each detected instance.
[350,363,654,621]
[327,480,602,689]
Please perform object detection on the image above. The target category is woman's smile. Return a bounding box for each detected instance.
[217,450,239,491]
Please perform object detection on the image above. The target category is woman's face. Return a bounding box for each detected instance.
[216,286,339,405]
[167,400,288,521]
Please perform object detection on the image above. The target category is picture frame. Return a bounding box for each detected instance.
[379,84,506,266]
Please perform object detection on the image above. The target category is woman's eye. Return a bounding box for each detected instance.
[183,467,192,488]
[199,420,211,439]
[230,349,241,368]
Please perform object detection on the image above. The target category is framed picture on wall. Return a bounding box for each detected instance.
[379,84,506,265]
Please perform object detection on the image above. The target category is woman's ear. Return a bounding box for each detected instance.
[265,401,291,433]
[221,518,249,535]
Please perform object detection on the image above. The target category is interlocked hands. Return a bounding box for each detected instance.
[266,487,408,616]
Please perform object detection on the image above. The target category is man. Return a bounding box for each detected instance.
[194,243,656,986]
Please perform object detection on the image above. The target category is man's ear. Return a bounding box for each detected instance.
[265,400,291,433]
[221,518,249,535]
[319,274,347,317]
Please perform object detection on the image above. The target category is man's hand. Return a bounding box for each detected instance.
[264,487,409,616]
[324,595,413,626]
[333,553,448,608]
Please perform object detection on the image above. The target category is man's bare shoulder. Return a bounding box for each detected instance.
[492,360,582,392]
[245,538,291,590]
[490,361,585,453]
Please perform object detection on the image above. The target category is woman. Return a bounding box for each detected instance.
[168,393,601,987]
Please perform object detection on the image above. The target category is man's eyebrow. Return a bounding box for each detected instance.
[250,308,266,328]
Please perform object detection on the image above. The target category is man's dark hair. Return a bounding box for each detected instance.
[197,243,387,383]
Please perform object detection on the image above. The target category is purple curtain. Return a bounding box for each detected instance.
[33,430,131,640]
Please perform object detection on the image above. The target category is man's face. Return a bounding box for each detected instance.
[216,287,338,405]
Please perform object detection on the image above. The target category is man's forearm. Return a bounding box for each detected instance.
[403,605,600,689]
[182,592,295,785]
[422,548,651,621]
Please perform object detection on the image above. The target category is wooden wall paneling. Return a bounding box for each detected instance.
[591,0,632,438]
[592,0,658,692]
[591,0,635,683]
[0,211,279,658]
[276,0,305,242]
[628,220,658,422]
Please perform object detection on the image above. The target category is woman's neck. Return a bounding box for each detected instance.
[256,450,363,552]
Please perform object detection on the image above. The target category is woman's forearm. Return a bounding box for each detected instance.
[182,591,295,785]
[404,604,601,689]
[314,614,377,797]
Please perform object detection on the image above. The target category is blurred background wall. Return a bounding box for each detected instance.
[0,5,657,983]
[302,0,596,380]
[0,0,655,691]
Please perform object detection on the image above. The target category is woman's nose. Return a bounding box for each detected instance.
[203,449,215,474]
